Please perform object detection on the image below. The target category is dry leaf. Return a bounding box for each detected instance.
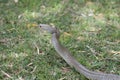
[77,36,85,41]
[63,32,72,37]
[94,13,105,20]
[27,23,38,28]
[32,23,38,27]
[14,0,18,3]
[18,76,24,80]
[49,71,56,76]
[58,77,66,80]
[86,1,94,6]
[61,67,70,74]
[109,50,120,54]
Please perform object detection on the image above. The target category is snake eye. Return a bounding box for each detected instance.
[39,24,42,28]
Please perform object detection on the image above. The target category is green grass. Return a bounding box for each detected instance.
[0,0,120,80]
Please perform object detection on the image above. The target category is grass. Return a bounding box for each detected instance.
[0,0,120,80]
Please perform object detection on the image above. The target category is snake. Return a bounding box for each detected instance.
[39,24,120,80]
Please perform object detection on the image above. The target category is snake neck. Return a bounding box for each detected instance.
[53,28,60,39]
[51,33,120,80]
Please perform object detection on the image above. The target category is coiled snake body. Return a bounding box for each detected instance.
[39,24,120,80]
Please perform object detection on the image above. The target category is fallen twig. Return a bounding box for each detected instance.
[1,70,13,79]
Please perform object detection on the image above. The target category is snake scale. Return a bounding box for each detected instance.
[39,24,120,80]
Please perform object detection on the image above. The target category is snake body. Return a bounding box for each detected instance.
[39,24,120,80]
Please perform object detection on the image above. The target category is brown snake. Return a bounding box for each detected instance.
[39,24,120,80]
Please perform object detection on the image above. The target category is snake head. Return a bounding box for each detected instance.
[39,24,60,34]
[39,24,60,38]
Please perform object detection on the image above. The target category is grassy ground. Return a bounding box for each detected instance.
[0,0,120,80]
